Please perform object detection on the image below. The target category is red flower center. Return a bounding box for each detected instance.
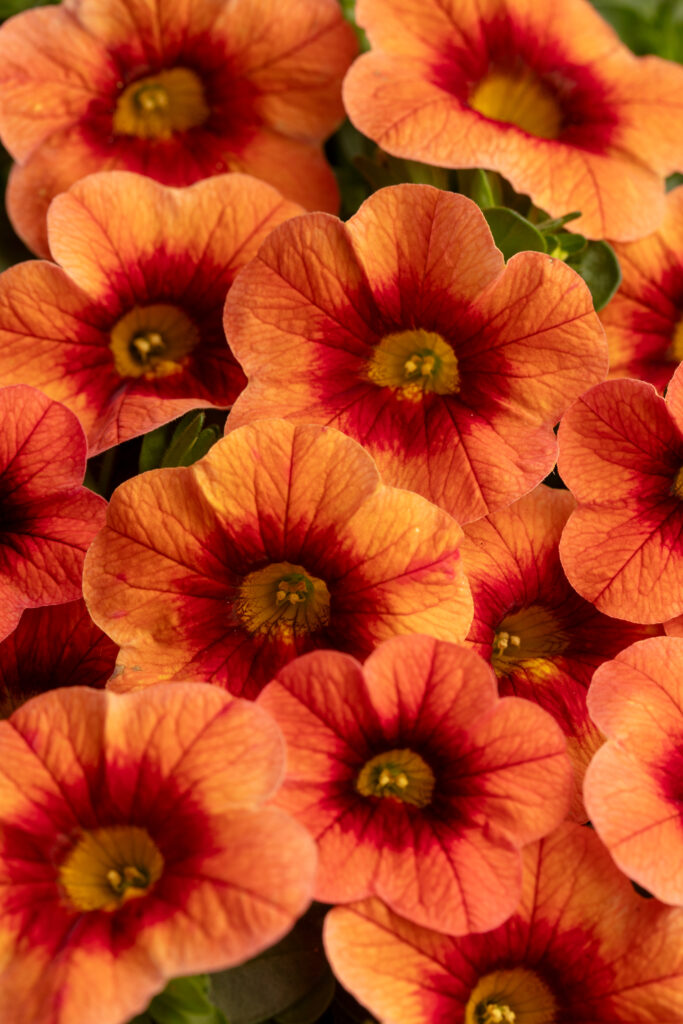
[356,748,435,807]
[113,68,210,140]
[58,825,164,912]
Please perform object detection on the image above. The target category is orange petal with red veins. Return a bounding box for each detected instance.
[85,421,472,696]
[585,636,683,903]
[227,185,606,522]
[559,372,683,622]
[324,822,683,1023]
[0,386,105,638]
[259,636,570,935]
[0,684,316,1024]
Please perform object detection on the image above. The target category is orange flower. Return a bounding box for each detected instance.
[461,484,659,819]
[258,635,571,935]
[0,683,316,1024]
[558,363,683,623]
[343,0,683,240]
[0,0,355,255]
[0,171,301,454]
[585,636,683,906]
[0,599,117,718]
[0,386,106,642]
[601,185,683,390]
[325,822,683,1023]
[84,420,473,697]
[226,184,606,523]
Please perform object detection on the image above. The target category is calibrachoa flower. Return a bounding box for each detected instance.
[324,822,683,1023]
[0,599,118,718]
[0,0,355,255]
[343,0,683,241]
[84,420,473,697]
[460,484,659,819]
[258,635,572,935]
[0,683,316,1024]
[0,171,302,455]
[585,636,683,906]
[226,184,606,523]
[0,385,106,643]
[558,362,683,623]
[601,185,683,391]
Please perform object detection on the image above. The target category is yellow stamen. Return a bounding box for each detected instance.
[367,329,460,400]
[59,825,164,912]
[470,66,562,139]
[236,562,330,638]
[670,317,683,363]
[672,465,683,499]
[109,304,199,379]
[113,67,209,140]
[357,749,435,807]
[465,969,556,1024]
[491,605,568,676]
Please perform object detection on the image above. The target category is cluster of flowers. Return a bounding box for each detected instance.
[0,0,682,1021]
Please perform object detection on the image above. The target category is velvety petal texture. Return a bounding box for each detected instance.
[0,385,106,641]
[324,822,683,1023]
[558,363,683,623]
[600,184,683,390]
[84,420,473,697]
[226,184,606,523]
[585,636,683,905]
[343,0,683,240]
[0,684,316,1024]
[0,171,303,454]
[0,599,118,718]
[258,635,571,935]
[0,0,356,254]
[461,484,659,819]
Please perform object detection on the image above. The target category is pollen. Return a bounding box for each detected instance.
[356,748,435,807]
[367,328,460,400]
[670,316,683,363]
[59,825,164,912]
[113,67,210,140]
[236,562,331,638]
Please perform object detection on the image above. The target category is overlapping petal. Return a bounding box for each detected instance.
[0,599,117,718]
[558,364,683,622]
[0,0,355,254]
[585,636,683,905]
[0,386,105,641]
[461,484,659,818]
[324,822,683,1022]
[343,0,683,240]
[0,171,302,454]
[258,635,571,935]
[84,420,472,696]
[227,184,606,523]
[0,684,316,1024]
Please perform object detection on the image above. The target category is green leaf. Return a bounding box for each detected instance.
[139,423,172,473]
[404,160,450,189]
[0,0,58,16]
[210,906,329,1024]
[161,412,211,468]
[464,168,495,209]
[338,0,369,50]
[274,973,336,1024]
[566,240,622,311]
[482,207,546,261]
[128,977,226,1024]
